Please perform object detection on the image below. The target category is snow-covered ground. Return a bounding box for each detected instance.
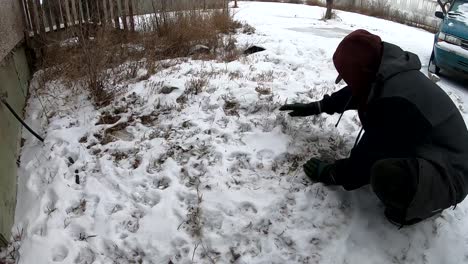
[10,2,468,264]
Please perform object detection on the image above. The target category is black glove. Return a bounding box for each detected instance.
[279,102,322,117]
[303,158,336,185]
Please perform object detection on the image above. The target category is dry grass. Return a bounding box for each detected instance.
[186,77,209,95]
[38,5,245,106]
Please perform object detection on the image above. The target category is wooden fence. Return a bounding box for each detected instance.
[20,0,137,37]
[19,0,227,38]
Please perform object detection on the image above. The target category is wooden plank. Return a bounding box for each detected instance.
[75,0,83,25]
[52,0,62,31]
[102,0,109,25]
[81,0,89,23]
[27,0,38,35]
[62,0,72,27]
[60,0,69,29]
[121,0,128,30]
[68,0,76,25]
[42,0,54,32]
[34,0,46,36]
[97,0,105,25]
[19,0,32,34]
[113,0,121,29]
[128,0,135,31]
[92,0,99,25]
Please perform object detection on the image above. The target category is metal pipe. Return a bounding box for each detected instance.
[1,96,44,142]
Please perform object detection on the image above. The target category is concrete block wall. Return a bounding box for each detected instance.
[0,48,30,246]
[0,0,25,62]
[0,0,30,246]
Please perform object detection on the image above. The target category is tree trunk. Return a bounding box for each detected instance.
[436,0,448,14]
[325,0,333,20]
[234,0,238,8]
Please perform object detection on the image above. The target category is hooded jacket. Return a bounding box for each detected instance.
[320,42,468,220]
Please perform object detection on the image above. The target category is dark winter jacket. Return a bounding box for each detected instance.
[321,42,468,219]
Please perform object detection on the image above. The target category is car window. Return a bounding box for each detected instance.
[449,0,468,12]
[448,0,468,24]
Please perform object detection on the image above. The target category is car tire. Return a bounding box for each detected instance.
[429,51,440,75]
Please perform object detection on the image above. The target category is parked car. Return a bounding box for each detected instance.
[429,0,468,75]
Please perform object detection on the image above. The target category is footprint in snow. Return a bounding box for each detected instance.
[52,245,69,262]
[171,237,191,262]
[152,176,171,190]
[44,189,59,215]
[105,203,124,215]
[74,247,96,264]
[132,190,161,207]
[256,149,275,160]
[124,216,140,233]
[239,201,258,214]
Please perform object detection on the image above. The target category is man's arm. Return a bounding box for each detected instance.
[320,86,358,115]
[279,86,358,116]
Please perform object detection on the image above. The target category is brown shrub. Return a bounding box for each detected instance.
[40,28,139,106]
[305,0,325,7]
[39,6,247,106]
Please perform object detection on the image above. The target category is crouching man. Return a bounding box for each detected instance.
[280,29,468,226]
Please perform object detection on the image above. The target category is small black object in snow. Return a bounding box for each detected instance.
[160,86,179,94]
[244,46,266,55]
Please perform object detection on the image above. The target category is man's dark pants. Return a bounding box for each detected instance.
[332,134,452,224]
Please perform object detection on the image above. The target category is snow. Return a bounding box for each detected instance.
[8,2,468,264]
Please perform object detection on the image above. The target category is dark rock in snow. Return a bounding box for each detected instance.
[244,46,266,55]
[160,86,179,94]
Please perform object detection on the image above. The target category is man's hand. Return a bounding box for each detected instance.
[279,102,322,117]
[304,158,336,185]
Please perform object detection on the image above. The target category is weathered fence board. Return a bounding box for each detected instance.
[21,0,227,38]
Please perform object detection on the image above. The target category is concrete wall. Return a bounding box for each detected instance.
[0,0,25,62]
[0,0,30,246]
[0,48,30,246]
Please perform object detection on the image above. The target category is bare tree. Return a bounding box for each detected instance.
[436,0,449,14]
[234,0,239,8]
[325,0,333,19]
